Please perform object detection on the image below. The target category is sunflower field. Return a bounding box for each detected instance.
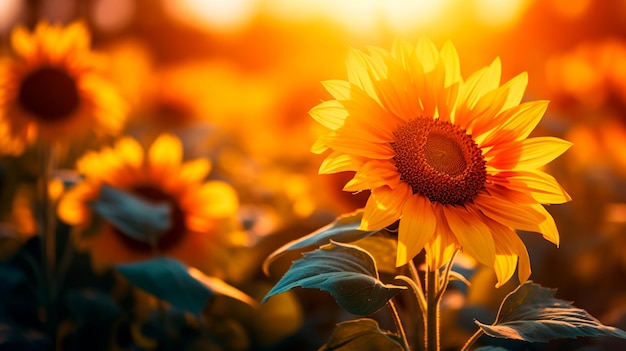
[1,1,626,351]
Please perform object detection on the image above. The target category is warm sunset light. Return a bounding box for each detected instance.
[474,0,530,27]
[1,2,626,351]
[163,0,258,32]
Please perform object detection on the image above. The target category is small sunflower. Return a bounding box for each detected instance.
[57,133,240,273]
[0,21,126,155]
[311,38,571,287]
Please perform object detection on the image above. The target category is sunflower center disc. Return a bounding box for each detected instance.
[392,118,486,205]
[114,185,187,252]
[18,66,80,121]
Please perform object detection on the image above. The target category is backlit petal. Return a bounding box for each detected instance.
[425,204,459,270]
[319,152,366,174]
[485,137,572,171]
[445,206,495,267]
[396,194,436,266]
[148,134,183,178]
[344,159,400,191]
[360,183,409,231]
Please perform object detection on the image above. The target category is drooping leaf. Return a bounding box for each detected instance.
[90,184,171,243]
[319,318,404,351]
[116,257,255,315]
[187,267,258,308]
[263,210,382,275]
[262,242,406,316]
[475,281,626,343]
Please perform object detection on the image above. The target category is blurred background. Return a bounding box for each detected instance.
[1,0,626,350]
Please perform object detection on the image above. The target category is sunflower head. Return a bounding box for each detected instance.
[311,38,571,287]
[0,21,127,155]
[57,133,241,273]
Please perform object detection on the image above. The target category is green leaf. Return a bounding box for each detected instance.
[116,257,256,315]
[262,242,406,316]
[475,281,626,343]
[66,290,121,324]
[263,210,381,275]
[90,184,171,243]
[319,318,404,351]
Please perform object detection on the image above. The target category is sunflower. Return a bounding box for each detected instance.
[0,21,126,155]
[57,133,240,273]
[311,38,571,287]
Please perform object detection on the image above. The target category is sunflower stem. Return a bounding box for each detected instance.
[425,268,440,351]
[388,299,410,351]
[435,250,459,301]
[460,329,484,351]
[38,143,58,348]
[408,260,427,315]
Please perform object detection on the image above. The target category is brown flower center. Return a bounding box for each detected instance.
[18,66,80,121]
[114,185,187,252]
[392,117,486,205]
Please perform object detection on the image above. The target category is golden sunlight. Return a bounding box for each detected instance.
[474,0,530,27]
[162,0,257,32]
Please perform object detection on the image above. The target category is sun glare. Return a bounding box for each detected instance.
[163,0,258,33]
[474,0,530,27]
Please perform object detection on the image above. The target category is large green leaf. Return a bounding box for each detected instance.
[319,318,404,351]
[262,242,406,316]
[116,257,256,315]
[475,281,626,342]
[90,184,171,243]
[263,210,381,275]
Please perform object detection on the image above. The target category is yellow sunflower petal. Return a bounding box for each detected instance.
[501,71,528,111]
[57,183,96,225]
[319,152,365,174]
[346,48,382,105]
[309,100,348,130]
[486,137,572,171]
[367,47,421,121]
[10,25,35,58]
[321,80,352,100]
[179,158,211,184]
[311,137,329,154]
[344,159,400,192]
[440,40,462,88]
[415,37,439,72]
[464,73,531,136]
[114,137,144,169]
[473,192,545,229]
[445,206,495,267]
[425,204,459,270]
[148,133,183,178]
[477,100,550,148]
[487,217,531,287]
[359,183,409,231]
[319,133,395,159]
[530,203,560,246]
[396,194,436,266]
[457,57,502,113]
[474,193,559,246]
[195,181,239,218]
[491,170,571,204]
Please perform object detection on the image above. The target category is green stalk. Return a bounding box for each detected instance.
[388,299,410,350]
[38,143,58,347]
[425,269,440,351]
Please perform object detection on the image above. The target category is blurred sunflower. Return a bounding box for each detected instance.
[0,21,126,155]
[57,133,240,273]
[311,38,571,287]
